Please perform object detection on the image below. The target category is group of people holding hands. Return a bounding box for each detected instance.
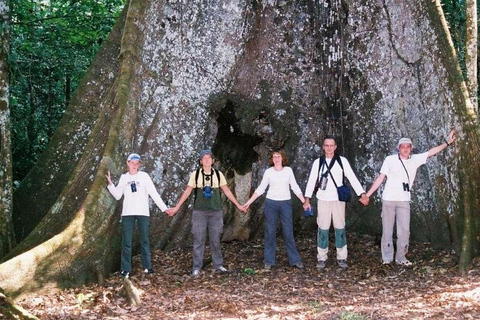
[106,130,457,277]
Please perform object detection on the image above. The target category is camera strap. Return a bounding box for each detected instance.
[398,154,410,185]
[327,155,344,188]
[194,168,221,202]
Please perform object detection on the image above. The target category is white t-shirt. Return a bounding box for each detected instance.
[254,166,303,201]
[304,156,365,201]
[380,152,428,201]
[107,171,168,216]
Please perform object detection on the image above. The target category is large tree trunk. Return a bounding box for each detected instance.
[0,0,15,259]
[1,0,479,297]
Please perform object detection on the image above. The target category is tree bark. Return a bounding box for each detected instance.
[1,0,479,297]
[465,0,478,122]
[0,288,39,320]
[0,0,15,259]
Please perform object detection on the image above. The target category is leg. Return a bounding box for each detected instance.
[208,210,224,269]
[316,200,333,262]
[121,216,135,272]
[137,216,152,270]
[191,210,208,271]
[278,200,302,266]
[264,199,279,266]
[395,202,411,262]
[381,201,396,263]
[331,201,347,260]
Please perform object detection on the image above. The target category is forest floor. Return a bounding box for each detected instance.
[16,229,480,320]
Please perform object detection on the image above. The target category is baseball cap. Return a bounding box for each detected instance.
[127,153,141,161]
[397,138,413,149]
[199,149,213,160]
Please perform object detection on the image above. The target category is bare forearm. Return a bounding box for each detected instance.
[245,192,260,206]
[174,186,193,209]
[366,174,386,198]
[221,185,242,208]
[428,129,457,158]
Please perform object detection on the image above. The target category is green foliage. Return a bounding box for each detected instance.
[441,0,467,77]
[10,0,126,181]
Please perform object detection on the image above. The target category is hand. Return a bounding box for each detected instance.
[105,171,113,186]
[359,194,369,206]
[236,204,247,214]
[447,129,457,145]
[166,207,178,216]
[302,202,311,211]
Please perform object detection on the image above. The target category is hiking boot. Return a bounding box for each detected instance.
[144,268,155,274]
[264,264,272,271]
[120,271,130,278]
[337,259,348,270]
[294,262,305,270]
[192,269,201,277]
[396,259,413,267]
[214,266,229,273]
[316,260,326,270]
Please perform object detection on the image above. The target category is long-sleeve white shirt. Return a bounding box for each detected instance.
[254,166,303,201]
[304,156,365,201]
[107,171,168,216]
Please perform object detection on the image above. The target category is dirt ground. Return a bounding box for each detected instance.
[16,231,480,319]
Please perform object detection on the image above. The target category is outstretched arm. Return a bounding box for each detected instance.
[243,192,260,210]
[365,173,386,199]
[221,185,247,213]
[166,186,194,216]
[427,129,457,158]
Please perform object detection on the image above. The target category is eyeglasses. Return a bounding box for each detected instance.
[131,182,137,193]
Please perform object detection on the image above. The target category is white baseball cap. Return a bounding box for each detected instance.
[397,138,413,149]
[127,153,141,161]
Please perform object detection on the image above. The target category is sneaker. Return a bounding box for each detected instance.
[192,269,201,277]
[382,261,392,265]
[144,268,155,274]
[264,264,272,271]
[316,260,326,270]
[214,266,229,273]
[120,271,130,278]
[294,262,305,270]
[337,260,348,269]
[396,259,413,266]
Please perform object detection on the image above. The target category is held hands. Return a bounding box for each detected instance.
[302,201,311,212]
[359,194,369,206]
[165,207,178,217]
[236,204,248,214]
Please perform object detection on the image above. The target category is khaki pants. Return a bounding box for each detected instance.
[316,200,347,261]
[381,201,410,263]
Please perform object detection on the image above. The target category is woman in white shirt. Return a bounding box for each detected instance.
[106,153,168,277]
[243,150,306,270]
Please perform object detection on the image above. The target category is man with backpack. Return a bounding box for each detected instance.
[167,150,246,277]
[303,136,368,270]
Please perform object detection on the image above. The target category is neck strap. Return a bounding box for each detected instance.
[398,154,410,184]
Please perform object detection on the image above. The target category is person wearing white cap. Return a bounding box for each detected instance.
[106,153,169,277]
[363,130,457,266]
[166,149,246,277]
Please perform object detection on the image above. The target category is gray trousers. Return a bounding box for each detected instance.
[191,210,224,270]
[381,201,410,263]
